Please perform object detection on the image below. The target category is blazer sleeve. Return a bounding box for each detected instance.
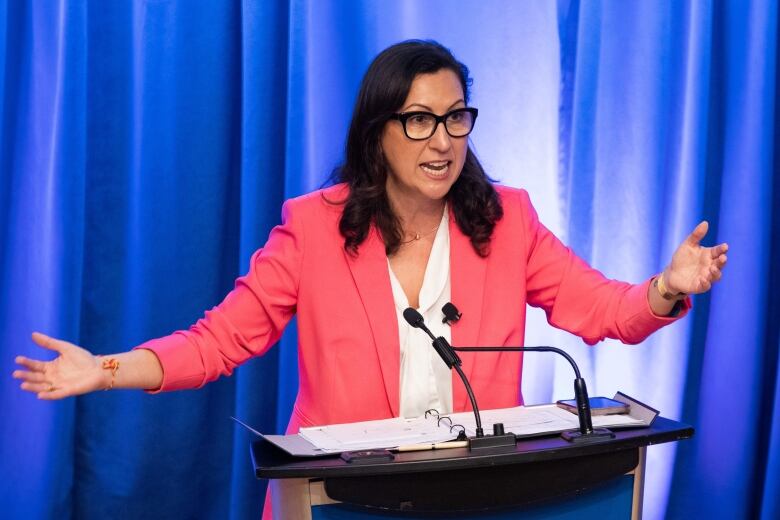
[517,190,690,345]
[135,198,304,391]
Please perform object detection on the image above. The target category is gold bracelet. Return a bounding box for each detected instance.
[100,357,120,390]
[655,273,686,301]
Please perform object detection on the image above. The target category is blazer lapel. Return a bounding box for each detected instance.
[344,226,400,417]
[449,211,488,412]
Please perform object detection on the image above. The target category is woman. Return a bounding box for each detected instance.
[13,40,727,428]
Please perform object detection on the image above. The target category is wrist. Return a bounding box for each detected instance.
[655,271,686,301]
[97,356,120,390]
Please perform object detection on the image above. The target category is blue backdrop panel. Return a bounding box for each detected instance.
[1,1,778,519]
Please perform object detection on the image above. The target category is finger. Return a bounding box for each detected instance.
[12,370,48,383]
[707,263,722,280]
[20,381,55,393]
[686,221,709,246]
[715,254,727,269]
[31,332,64,354]
[710,243,729,258]
[15,356,47,372]
[38,389,70,400]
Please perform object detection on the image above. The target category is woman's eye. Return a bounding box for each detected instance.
[409,115,429,125]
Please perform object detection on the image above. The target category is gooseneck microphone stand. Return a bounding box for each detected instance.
[403,307,614,450]
[451,346,614,444]
[403,308,512,449]
[401,310,480,430]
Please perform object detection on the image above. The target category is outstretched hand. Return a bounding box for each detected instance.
[664,221,728,295]
[13,333,107,400]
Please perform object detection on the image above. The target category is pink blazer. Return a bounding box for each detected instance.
[139,184,687,434]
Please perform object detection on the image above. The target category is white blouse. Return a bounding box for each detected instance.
[388,209,453,418]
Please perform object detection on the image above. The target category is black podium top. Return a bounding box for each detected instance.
[252,417,692,513]
[252,416,692,480]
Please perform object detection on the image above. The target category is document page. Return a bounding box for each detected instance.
[447,404,646,437]
[267,402,650,455]
[298,415,455,453]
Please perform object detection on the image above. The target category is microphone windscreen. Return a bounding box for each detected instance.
[403,307,424,328]
[442,302,461,322]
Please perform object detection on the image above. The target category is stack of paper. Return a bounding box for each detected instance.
[252,402,650,457]
[299,415,455,453]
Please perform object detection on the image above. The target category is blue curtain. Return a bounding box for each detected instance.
[1,1,777,519]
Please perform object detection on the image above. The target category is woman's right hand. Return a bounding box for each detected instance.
[13,332,109,399]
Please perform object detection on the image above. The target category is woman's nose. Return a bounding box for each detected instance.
[428,121,452,151]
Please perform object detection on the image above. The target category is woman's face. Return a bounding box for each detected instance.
[381,69,469,209]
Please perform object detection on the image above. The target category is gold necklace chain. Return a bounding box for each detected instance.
[400,223,441,244]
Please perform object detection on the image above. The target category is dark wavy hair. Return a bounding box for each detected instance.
[330,40,503,257]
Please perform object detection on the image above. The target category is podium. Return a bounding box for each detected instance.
[251,416,693,519]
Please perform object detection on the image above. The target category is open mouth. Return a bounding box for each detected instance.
[420,160,451,176]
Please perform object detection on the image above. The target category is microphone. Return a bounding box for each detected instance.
[441,302,462,324]
[426,302,614,444]
[402,308,461,369]
[403,308,484,439]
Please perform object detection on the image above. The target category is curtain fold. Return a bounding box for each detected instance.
[761,337,780,519]
[664,1,778,518]
[1,1,777,519]
[1,1,86,517]
[230,1,290,516]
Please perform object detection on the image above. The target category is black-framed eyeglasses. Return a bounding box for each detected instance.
[390,107,478,140]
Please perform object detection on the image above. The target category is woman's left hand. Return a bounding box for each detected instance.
[664,221,728,295]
